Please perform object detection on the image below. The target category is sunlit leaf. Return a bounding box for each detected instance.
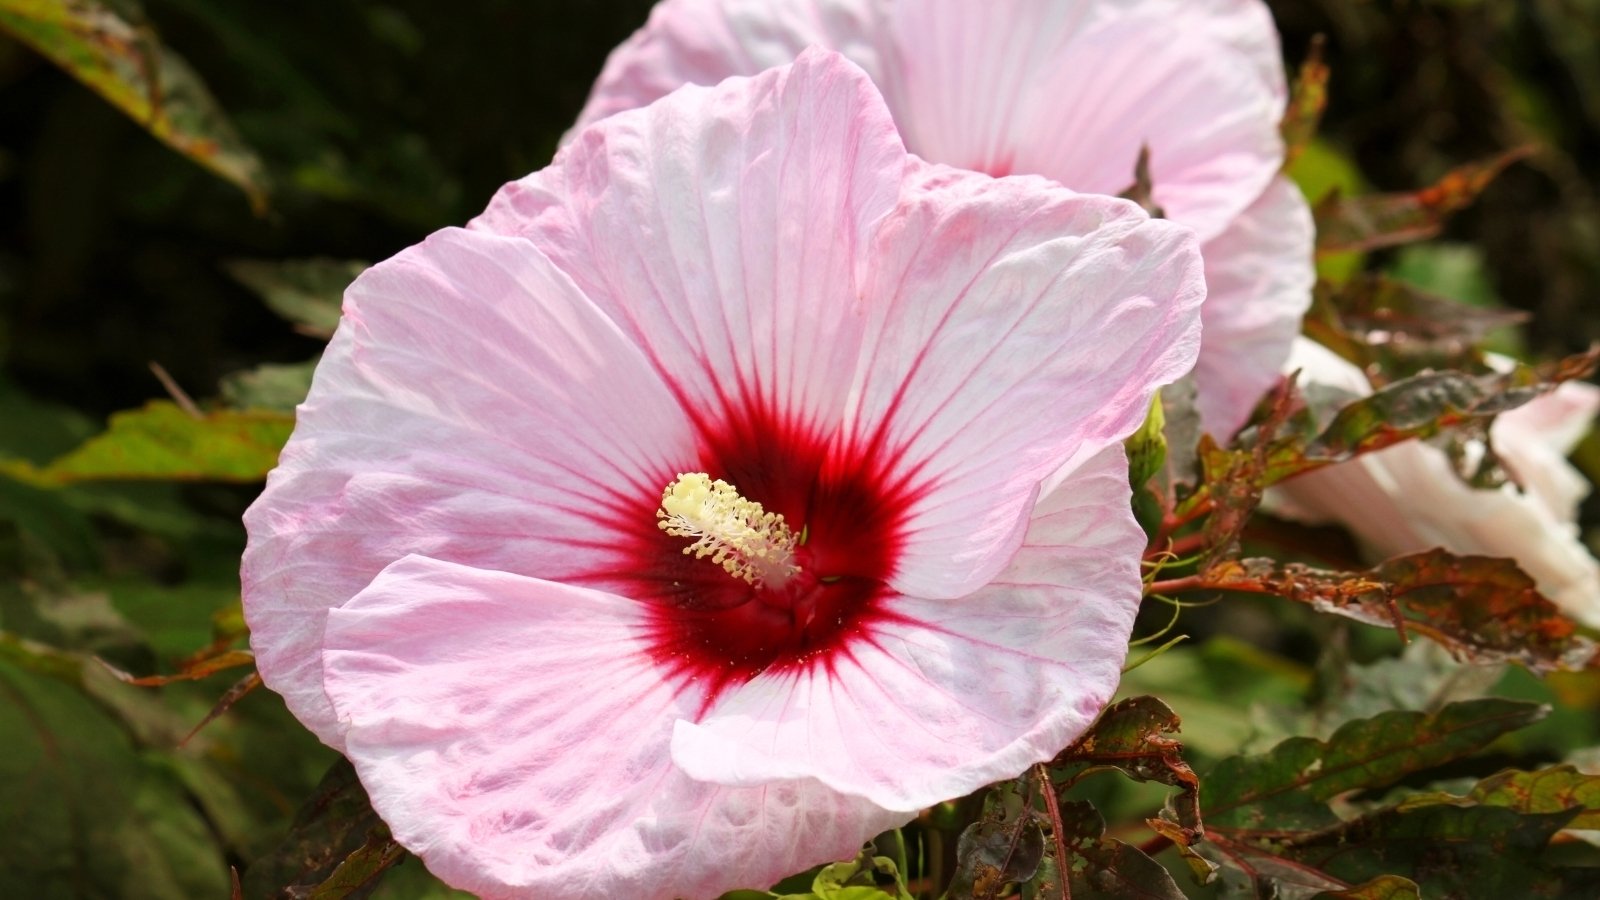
[1314,147,1532,255]
[1462,765,1600,829]
[225,258,364,339]
[1286,140,1366,283]
[807,853,913,900]
[0,400,292,486]
[0,0,267,209]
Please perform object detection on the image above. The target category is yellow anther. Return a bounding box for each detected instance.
[657,473,799,587]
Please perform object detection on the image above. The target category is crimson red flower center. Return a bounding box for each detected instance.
[606,401,920,703]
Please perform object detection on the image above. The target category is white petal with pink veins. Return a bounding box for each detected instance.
[472,48,903,436]
[851,161,1202,599]
[1192,176,1316,437]
[672,446,1143,808]
[243,229,695,748]
[322,556,907,899]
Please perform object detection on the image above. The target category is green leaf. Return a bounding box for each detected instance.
[0,658,230,898]
[1277,803,1600,898]
[225,258,364,338]
[808,853,912,900]
[1464,765,1600,829]
[1202,698,1547,833]
[0,400,292,485]
[1051,696,1202,847]
[0,0,267,209]
[220,357,320,412]
[1310,875,1422,900]
[1116,640,1311,759]
[1125,392,1168,492]
[1286,140,1366,283]
[1055,800,1185,900]
[308,832,407,900]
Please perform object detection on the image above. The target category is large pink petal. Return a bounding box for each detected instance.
[573,0,895,136]
[1267,340,1600,627]
[853,162,1202,599]
[884,0,1286,241]
[322,556,907,898]
[576,0,1288,243]
[472,48,904,437]
[243,229,695,747]
[1191,176,1316,437]
[672,446,1142,808]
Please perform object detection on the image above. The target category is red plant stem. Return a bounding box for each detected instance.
[1165,532,1209,557]
[1136,833,1174,857]
[1034,765,1072,900]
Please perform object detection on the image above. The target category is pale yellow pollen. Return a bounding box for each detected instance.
[656,472,799,587]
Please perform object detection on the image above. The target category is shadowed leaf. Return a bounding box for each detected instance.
[1202,698,1546,834]
[1315,147,1532,254]
[306,831,406,900]
[225,258,364,339]
[1303,276,1528,383]
[220,358,320,413]
[1277,803,1599,899]
[0,659,230,896]
[1055,800,1184,900]
[0,0,267,209]
[241,759,397,900]
[1194,702,1596,899]
[1201,551,1598,672]
[0,400,292,485]
[1310,875,1422,900]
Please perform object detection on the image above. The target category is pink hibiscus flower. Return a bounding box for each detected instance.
[243,50,1204,897]
[1270,338,1600,627]
[571,0,1315,436]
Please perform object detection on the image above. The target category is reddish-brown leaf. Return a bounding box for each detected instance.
[1281,35,1330,167]
[1314,147,1532,255]
[1201,551,1597,673]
